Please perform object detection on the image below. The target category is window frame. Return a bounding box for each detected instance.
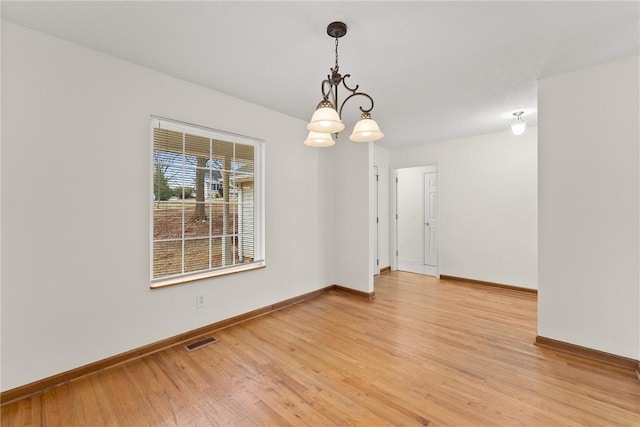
[149,116,265,289]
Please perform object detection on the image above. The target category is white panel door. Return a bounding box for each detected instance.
[424,172,438,266]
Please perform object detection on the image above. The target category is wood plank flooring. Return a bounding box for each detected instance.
[3,271,639,426]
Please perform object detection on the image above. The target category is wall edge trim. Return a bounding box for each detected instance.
[439,275,537,294]
[535,335,639,372]
[333,284,376,300]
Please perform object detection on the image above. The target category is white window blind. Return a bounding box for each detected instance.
[150,117,264,286]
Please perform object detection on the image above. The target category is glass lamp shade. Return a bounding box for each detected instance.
[511,119,526,135]
[307,106,345,134]
[303,131,335,147]
[349,117,384,142]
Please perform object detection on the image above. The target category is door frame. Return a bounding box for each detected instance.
[373,165,380,276]
[391,163,440,277]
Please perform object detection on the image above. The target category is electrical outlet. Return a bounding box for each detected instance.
[196,293,205,309]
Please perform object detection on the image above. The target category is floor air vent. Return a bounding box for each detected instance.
[184,337,218,352]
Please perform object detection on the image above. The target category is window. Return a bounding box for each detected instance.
[150,117,264,288]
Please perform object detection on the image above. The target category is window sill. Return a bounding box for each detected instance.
[150,261,266,289]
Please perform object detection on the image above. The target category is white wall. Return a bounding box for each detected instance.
[391,129,538,289]
[538,56,639,359]
[1,22,341,390]
[373,145,390,270]
[329,140,374,292]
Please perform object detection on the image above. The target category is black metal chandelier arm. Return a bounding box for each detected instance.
[319,71,375,117]
[339,73,374,115]
[320,78,333,102]
[341,74,359,94]
[338,91,375,117]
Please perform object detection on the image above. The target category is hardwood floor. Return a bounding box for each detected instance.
[3,271,639,426]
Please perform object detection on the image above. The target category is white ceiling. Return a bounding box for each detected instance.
[2,1,638,148]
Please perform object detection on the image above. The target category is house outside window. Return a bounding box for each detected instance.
[150,117,264,287]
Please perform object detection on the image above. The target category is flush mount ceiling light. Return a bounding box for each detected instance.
[304,21,384,147]
[511,111,526,135]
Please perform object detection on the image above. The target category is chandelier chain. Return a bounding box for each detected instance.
[334,37,339,71]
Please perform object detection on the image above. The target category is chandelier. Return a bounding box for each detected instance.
[304,21,384,147]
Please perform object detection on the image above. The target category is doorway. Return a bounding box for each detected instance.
[393,165,439,277]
